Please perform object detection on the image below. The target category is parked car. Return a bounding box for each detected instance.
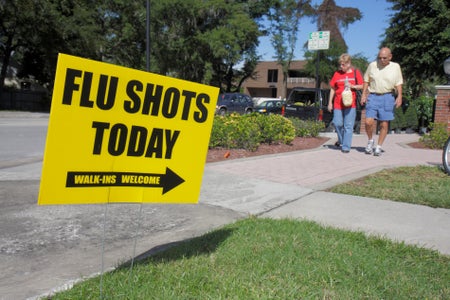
[284,87,362,133]
[252,97,282,106]
[216,93,254,115]
[254,99,285,115]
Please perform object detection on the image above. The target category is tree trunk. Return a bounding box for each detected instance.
[0,35,15,103]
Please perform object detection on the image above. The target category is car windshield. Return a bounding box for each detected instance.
[257,101,283,110]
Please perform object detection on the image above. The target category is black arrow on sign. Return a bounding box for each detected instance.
[66,167,185,194]
[160,167,185,194]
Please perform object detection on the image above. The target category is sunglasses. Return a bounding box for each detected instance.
[378,56,389,60]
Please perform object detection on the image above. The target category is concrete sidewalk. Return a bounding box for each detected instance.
[201,133,449,256]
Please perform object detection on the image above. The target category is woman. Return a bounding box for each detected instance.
[328,53,363,153]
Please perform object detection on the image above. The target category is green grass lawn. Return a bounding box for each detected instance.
[50,218,449,299]
[328,166,450,209]
[49,166,450,299]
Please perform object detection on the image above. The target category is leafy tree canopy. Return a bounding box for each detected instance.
[267,0,314,98]
[1,0,105,91]
[150,0,274,91]
[1,0,274,95]
[314,0,361,49]
[383,0,450,97]
[303,0,364,87]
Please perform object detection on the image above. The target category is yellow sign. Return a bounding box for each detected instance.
[38,54,218,205]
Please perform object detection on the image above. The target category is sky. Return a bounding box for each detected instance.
[257,0,394,61]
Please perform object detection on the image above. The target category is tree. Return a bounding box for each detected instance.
[208,0,276,92]
[149,0,272,92]
[314,0,361,49]
[96,0,269,91]
[21,0,104,85]
[267,0,314,98]
[1,0,273,98]
[382,0,450,98]
[1,0,106,96]
[0,0,46,93]
[97,0,147,70]
[302,0,362,86]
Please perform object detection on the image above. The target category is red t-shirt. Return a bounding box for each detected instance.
[329,68,363,109]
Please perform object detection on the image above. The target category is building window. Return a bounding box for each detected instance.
[267,69,278,83]
[288,69,307,78]
[271,88,277,98]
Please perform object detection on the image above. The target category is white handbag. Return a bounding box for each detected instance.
[342,77,352,107]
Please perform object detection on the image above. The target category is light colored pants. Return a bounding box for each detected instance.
[333,107,356,151]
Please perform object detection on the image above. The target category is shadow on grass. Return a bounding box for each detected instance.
[119,227,235,269]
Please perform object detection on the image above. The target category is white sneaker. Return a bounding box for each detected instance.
[374,146,382,156]
[365,140,374,154]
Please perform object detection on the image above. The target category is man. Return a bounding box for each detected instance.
[360,47,403,156]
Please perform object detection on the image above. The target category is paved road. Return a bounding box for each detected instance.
[0,111,448,300]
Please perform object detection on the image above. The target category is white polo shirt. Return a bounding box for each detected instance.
[364,61,403,94]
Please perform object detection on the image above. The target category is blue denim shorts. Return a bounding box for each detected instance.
[365,93,395,121]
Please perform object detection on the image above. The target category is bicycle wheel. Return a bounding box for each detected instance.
[443,136,450,175]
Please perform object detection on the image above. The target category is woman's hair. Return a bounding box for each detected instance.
[339,53,352,64]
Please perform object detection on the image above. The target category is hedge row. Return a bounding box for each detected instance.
[209,113,324,151]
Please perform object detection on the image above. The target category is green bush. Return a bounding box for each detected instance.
[209,114,317,151]
[286,117,325,137]
[209,114,260,151]
[209,115,231,148]
[226,114,261,151]
[419,123,448,149]
[254,114,295,144]
[390,106,407,131]
[403,102,419,130]
[412,95,434,128]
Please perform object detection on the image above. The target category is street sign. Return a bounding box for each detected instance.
[38,54,219,205]
[308,31,330,50]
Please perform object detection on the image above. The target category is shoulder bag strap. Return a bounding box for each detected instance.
[353,68,364,109]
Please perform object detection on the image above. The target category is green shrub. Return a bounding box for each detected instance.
[209,114,321,151]
[254,114,295,144]
[231,114,261,151]
[209,114,260,151]
[419,123,448,149]
[209,115,231,148]
[286,117,325,137]
[412,95,434,128]
[391,106,407,131]
[403,102,419,130]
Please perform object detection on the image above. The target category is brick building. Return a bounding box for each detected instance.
[241,60,328,99]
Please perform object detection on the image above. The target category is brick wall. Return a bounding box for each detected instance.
[435,85,450,133]
[360,109,367,134]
